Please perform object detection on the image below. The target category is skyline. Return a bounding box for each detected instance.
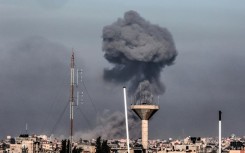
[0,0,245,139]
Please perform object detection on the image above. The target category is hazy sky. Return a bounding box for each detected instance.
[1,0,245,140]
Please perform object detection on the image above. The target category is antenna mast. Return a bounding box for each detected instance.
[70,51,75,153]
[26,123,28,134]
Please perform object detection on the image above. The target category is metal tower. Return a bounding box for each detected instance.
[70,51,75,153]
[69,51,83,153]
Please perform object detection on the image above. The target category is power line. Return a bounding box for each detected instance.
[76,107,92,129]
[50,100,70,135]
[82,81,98,114]
[40,69,70,134]
[82,80,106,132]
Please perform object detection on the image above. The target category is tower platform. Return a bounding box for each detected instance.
[131,105,159,120]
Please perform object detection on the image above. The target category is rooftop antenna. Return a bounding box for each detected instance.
[75,68,84,106]
[79,69,83,105]
[77,91,79,106]
[76,69,79,87]
[158,96,160,105]
[25,123,28,134]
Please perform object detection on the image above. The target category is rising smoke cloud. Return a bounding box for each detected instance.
[102,10,177,97]
[74,110,139,140]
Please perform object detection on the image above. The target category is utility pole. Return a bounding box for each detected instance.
[219,111,222,153]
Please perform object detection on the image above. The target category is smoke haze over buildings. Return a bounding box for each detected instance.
[75,111,139,140]
[1,0,245,140]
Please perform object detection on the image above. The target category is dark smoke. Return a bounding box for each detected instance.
[102,10,177,97]
[134,80,154,104]
[75,111,140,140]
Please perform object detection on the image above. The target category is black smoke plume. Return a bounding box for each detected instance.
[102,10,177,99]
